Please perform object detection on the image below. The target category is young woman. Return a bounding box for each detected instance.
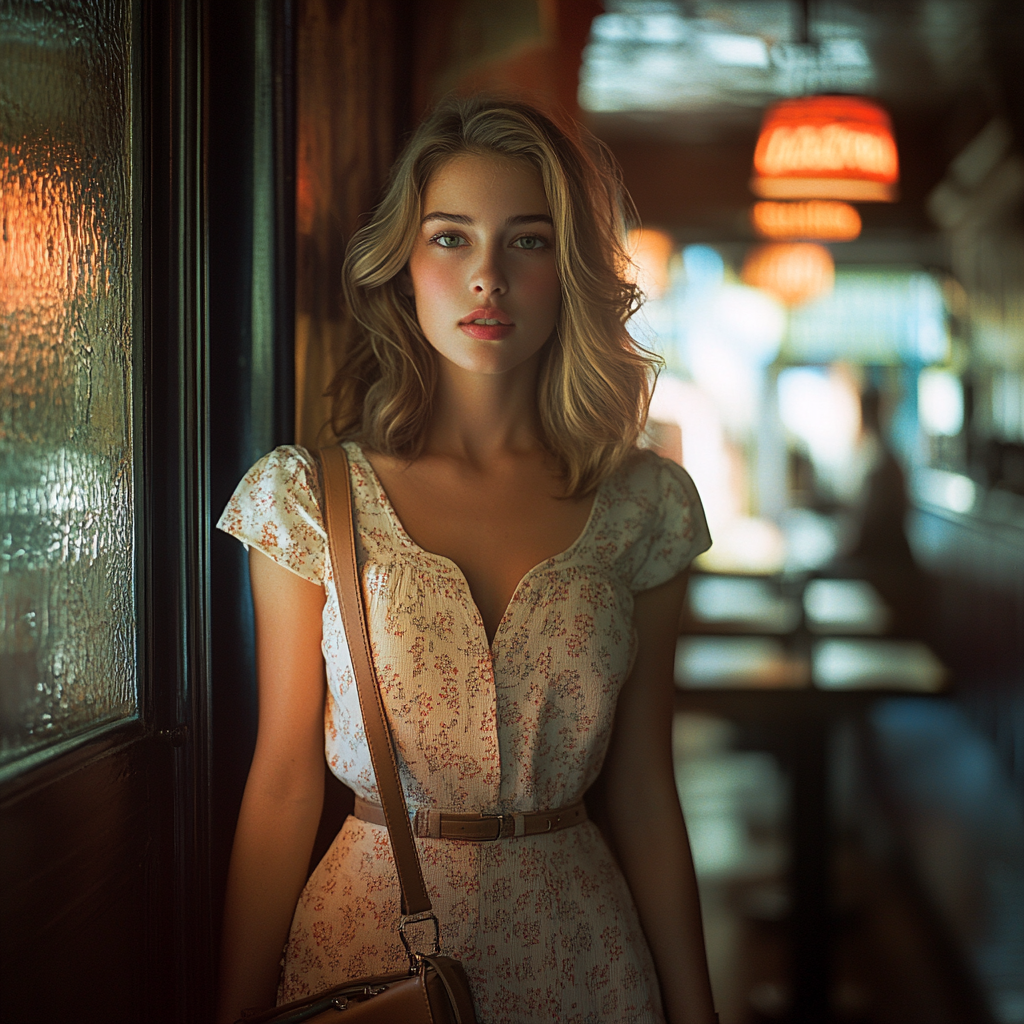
[216,96,716,1024]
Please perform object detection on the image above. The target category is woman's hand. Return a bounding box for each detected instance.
[216,549,328,1024]
[601,571,719,1024]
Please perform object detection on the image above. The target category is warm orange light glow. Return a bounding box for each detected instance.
[741,243,835,306]
[752,96,899,202]
[1,158,98,317]
[626,227,674,300]
[751,200,862,241]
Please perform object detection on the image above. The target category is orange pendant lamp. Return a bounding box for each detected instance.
[751,95,899,202]
[751,200,861,241]
[742,242,835,306]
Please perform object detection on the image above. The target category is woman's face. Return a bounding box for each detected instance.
[403,152,561,378]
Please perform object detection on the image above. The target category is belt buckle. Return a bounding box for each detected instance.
[481,812,515,840]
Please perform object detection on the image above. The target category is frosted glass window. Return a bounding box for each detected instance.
[1,2,136,765]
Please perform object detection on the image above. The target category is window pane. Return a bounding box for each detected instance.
[1,1,136,765]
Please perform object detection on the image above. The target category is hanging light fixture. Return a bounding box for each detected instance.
[751,95,899,202]
[751,200,861,241]
[742,242,835,306]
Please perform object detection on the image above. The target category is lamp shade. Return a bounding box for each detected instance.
[751,200,862,241]
[742,243,835,306]
[751,96,899,202]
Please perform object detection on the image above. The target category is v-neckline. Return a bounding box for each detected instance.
[345,441,606,652]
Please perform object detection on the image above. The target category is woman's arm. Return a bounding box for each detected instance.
[216,549,328,1023]
[602,571,718,1024]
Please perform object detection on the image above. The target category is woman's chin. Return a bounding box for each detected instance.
[437,347,544,380]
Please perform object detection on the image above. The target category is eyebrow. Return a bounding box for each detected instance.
[420,212,553,227]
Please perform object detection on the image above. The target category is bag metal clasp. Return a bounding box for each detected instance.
[399,910,440,971]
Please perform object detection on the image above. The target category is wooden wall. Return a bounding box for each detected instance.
[294,0,412,447]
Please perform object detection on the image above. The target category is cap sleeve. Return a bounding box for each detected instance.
[629,455,712,592]
[216,445,326,585]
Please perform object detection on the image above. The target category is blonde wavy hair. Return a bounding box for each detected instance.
[329,95,660,496]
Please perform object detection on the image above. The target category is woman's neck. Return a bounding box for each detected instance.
[425,355,545,467]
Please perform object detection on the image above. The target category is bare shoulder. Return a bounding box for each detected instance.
[357,445,412,477]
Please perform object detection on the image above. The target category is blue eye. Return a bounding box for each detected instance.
[432,233,465,248]
[513,235,547,250]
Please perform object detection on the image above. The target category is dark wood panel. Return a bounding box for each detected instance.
[0,732,167,1024]
[608,139,755,237]
[294,0,414,446]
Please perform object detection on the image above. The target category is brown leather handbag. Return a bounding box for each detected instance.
[236,445,477,1024]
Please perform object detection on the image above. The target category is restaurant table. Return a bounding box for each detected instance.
[676,574,945,1023]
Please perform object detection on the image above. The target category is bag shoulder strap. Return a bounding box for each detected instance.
[317,444,432,918]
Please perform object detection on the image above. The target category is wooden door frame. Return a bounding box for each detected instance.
[143,0,214,1015]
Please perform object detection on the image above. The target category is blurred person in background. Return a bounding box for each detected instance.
[840,385,926,635]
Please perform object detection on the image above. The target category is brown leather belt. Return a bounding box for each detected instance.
[353,796,588,841]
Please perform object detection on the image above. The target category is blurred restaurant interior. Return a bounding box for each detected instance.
[1,1,1022,1022]
[579,3,1024,1022]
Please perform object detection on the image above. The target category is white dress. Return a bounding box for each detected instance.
[218,441,711,1024]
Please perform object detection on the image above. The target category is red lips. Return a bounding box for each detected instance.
[459,307,514,341]
[459,307,512,326]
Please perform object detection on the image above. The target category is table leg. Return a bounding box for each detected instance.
[787,719,832,1023]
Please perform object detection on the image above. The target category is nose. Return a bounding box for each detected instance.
[470,241,507,297]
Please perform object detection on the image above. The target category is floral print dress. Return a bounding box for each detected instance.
[218,441,711,1024]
